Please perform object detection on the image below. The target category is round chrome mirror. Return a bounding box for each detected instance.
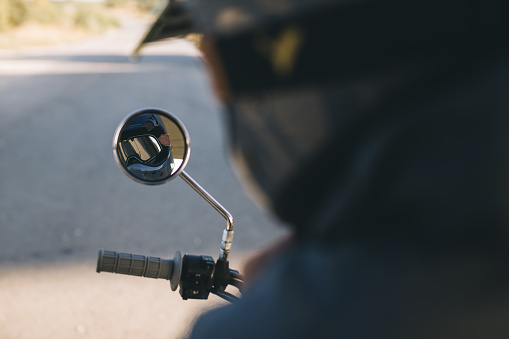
[113,108,190,185]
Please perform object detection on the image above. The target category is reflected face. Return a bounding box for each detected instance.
[113,108,190,185]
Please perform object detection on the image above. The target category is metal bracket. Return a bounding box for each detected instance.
[179,171,234,261]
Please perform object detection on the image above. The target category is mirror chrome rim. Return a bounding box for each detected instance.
[112,107,191,185]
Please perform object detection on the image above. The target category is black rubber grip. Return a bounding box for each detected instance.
[97,249,174,280]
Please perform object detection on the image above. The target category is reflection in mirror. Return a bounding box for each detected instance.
[113,108,190,185]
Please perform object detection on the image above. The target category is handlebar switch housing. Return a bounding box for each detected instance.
[179,254,215,300]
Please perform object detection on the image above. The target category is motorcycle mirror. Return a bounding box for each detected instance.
[112,107,234,260]
[113,107,190,185]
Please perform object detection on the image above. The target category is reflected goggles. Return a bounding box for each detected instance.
[118,135,163,165]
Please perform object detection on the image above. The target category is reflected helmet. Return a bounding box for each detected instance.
[118,113,172,168]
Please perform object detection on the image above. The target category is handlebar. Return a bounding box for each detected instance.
[97,249,244,301]
[97,249,174,279]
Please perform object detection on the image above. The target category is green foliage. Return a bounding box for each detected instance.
[73,3,119,33]
[104,0,130,8]
[25,0,65,26]
[134,0,166,14]
[0,0,28,31]
[0,0,120,33]
[104,0,166,13]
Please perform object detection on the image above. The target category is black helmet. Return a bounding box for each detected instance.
[137,0,509,240]
[117,113,175,182]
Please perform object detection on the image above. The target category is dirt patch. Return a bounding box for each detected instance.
[0,23,94,49]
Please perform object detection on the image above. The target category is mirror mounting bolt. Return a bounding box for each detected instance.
[220,230,234,261]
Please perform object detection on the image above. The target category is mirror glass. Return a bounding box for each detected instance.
[113,108,190,185]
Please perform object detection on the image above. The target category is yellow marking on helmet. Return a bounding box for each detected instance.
[255,25,305,78]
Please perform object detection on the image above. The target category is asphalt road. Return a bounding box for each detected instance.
[0,15,287,339]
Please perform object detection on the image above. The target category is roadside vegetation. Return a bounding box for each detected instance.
[0,0,164,48]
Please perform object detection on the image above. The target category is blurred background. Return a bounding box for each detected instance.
[0,1,287,338]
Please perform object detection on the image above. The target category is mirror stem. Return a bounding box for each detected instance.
[179,171,234,261]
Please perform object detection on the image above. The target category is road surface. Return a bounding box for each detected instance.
[0,14,287,339]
